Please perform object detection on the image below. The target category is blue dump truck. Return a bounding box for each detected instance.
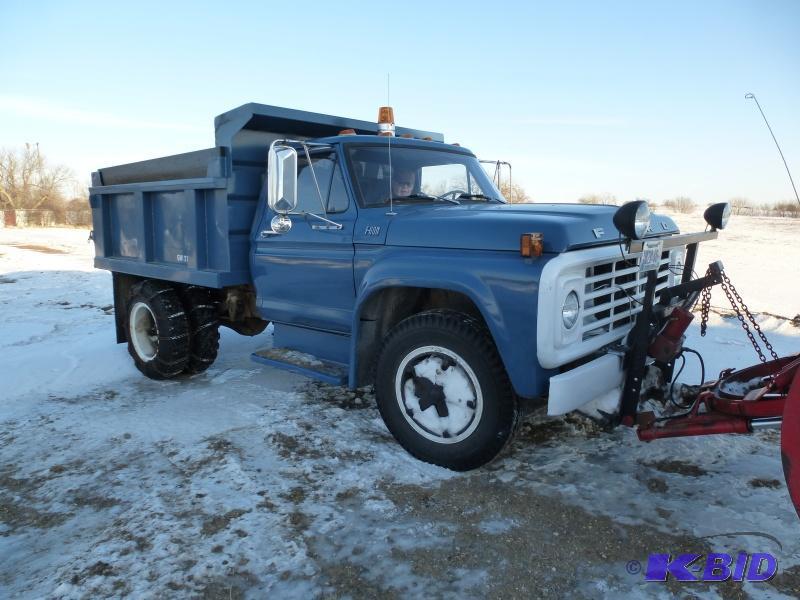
[90,103,727,470]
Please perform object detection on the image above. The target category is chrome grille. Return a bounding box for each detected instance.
[581,251,672,342]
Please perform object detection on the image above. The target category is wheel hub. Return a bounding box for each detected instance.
[395,345,483,444]
[129,301,159,361]
[412,375,448,417]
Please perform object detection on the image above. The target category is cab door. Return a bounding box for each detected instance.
[251,150,356,333]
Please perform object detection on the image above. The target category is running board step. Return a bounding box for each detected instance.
[251,348,348,386]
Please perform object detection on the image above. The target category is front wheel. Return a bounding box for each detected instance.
[375,310,518,471]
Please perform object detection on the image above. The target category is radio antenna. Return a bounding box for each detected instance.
[386,73,396,216]
[745,93,799,206]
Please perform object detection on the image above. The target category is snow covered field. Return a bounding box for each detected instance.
[0,217,798,599]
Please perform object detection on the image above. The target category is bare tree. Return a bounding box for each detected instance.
[663,196,696,214]
[500,181,531,203]
[66,179,90,205]
[578,194,617,205]
[0,144,73,210]
[773,202,799,218]
[730,197,752,215]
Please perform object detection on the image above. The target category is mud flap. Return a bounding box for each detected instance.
[781,368,800,519]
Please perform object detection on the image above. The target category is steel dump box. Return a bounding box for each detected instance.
[89,103,442,287]
[90,146,245,287]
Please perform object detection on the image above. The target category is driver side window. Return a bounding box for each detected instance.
[296,154,349,214]
[297,155,334,214]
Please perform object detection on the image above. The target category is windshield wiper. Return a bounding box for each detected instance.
[389,193,460,205]
[456,193,502,203]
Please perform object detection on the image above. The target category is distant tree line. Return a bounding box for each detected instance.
[661,196,695,213]
[578,193,798,218]
[728,196,799,218]
[577,194,617,206]
[0,144,89,224]
[3,145,796,221]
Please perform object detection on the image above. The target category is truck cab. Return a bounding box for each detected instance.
[90,102,714,471]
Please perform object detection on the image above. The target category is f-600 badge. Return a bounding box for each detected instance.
[364,225,381,236]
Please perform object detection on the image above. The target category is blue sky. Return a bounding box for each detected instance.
[1,0,798,204]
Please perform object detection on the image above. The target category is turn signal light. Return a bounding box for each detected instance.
[520,233,543,258]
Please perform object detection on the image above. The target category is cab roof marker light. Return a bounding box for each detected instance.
[338,128,356,136]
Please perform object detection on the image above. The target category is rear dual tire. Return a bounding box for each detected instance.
[126,281,220,379]
[181,286,220,375]
[126,280,190,379]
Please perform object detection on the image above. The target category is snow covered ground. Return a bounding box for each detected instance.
[0,217,798,599]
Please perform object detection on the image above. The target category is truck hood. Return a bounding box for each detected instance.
[384,203,679,253]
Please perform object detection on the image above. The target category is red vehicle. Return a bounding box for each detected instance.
[609,202,799,519]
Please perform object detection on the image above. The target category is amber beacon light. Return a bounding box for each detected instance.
[377,106,395,137]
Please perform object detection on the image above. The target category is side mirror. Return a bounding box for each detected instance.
[268,144,298,214]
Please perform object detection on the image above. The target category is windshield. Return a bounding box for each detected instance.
[346,145,506,207]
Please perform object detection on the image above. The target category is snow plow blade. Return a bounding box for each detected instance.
[781,364,800,519]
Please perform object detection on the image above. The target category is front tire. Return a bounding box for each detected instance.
[375,310,518,471]
[126,280,189,380]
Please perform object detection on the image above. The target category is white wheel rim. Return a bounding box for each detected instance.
[394,345,483,444]
[130,301,158,361]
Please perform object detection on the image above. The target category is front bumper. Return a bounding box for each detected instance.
[547,353,623,416]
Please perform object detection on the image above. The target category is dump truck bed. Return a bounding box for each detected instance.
[90,145,251,287]
[89,103,443,288]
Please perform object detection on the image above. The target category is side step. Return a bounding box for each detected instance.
[251,348,348,386]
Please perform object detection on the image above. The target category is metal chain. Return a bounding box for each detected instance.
[700,267,712,337]
[720,272,779,362]
[698,266,778,363]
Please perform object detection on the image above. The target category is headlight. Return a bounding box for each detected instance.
[613,200,651,240]
[562,291,580,330]
[703,202,731,230]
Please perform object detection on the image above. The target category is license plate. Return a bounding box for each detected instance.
[639,239,664,272]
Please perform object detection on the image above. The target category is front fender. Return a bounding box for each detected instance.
[349,246,557,397]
